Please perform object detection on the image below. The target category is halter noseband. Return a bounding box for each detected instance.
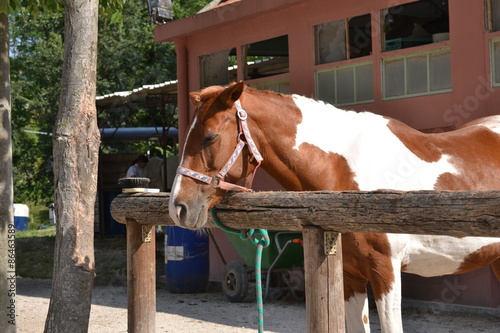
[176,100,264,192]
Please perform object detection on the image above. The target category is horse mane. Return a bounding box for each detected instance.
[198,85,226,102]
[243,84,287,99]
[198,82,287,104]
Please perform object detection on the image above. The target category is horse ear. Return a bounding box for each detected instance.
[218,81,245,108]
[189,92,201,106]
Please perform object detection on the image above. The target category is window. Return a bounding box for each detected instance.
[250,79,290,94]
[382,47,451,99]
[316,62,374,106]
[199,49,236,88]
[491,38,500,86]
[487,0,500,32]
[383,0,449,51]
[315,14,372,65]
[242,35,289,80]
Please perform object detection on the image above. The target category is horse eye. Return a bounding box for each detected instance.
[203,134,219,147]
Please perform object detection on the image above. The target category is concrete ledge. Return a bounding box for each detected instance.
[402,299,500,318]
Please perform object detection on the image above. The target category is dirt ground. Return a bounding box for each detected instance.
[16,278,499,333]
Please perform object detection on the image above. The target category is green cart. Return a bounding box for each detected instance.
[221,231,304,302]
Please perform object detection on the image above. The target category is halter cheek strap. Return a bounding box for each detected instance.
[176,99,263,192]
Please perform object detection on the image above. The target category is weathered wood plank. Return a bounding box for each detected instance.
[126,221,156,333]
[303,227,345,333]
[110,190,500,237]
[303,227,329,333]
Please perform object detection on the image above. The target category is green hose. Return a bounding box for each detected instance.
[211,209,270,333]
[254,238,266,332]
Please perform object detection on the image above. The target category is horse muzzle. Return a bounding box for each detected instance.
[169,196,209,229]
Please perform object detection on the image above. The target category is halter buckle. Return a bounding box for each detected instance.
[209,175,222,189]
[237,109,248,120]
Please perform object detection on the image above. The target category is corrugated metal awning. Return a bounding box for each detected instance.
[96,80,178,108]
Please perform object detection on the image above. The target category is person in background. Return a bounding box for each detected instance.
[126,154,148,178]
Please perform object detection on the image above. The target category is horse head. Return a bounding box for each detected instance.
[169,81,263,229]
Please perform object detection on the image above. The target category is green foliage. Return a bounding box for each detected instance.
[100,0,124,24]
[9,0,193,203]
[10,7,63,204]
[97,0,180,158]
[97,0,177,95]
[8,0,212,203]
[172,0,212,19]
[2,0,63,15]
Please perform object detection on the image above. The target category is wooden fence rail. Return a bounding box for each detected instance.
[111,190,500,236]
[110,190,500,333]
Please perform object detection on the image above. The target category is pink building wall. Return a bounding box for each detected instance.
[155,0,500,308]
[156,0,500,138]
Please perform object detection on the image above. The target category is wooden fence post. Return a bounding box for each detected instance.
[303,227,345,333]
[126,220,156,333]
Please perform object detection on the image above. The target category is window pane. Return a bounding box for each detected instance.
[316,70,336,104]
[493,0,500,32]
[384,59,405,97]
[355,63,374,101]
[494,41,500,85]
[337,67,355,104]
[430,50,451,91]
[251,79,290,94]
[278,81,291,94]
[200,49,232,87]
[407,55,428,94]
[315,19,346,64]
[244,35,289,80]
[383,0,449,51]
[348,14,372,59]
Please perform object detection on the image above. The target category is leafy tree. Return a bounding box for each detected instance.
[9,0,210,204]
[3,1,211,332]
[97,0,176,95]
[173,0,212,18]
[2,1,213,331]
[10,8,64,204]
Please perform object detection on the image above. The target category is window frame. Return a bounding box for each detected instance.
[381,46,452,100]
[490,37,500,87]
[314,13,372,66]
[315,61,375,106]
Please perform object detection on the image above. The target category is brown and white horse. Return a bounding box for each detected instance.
[169,82,500,333]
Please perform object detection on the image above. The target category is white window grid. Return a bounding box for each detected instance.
[315,61,375,106]
[382,47,452,101]
[250,78,291,94]
[491,37,500,88]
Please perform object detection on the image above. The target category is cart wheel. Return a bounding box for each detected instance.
[222,261,249,303]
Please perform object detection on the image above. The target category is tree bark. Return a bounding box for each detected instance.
[44,0,100,331]
[0,13,16,333]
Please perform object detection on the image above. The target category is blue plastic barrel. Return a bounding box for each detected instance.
[102,190,125,236]
[165,226,209,293]
[13,204,29,231]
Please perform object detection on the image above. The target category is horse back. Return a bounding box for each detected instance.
[387,115,500,191]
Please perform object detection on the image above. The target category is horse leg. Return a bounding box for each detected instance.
[345,291,370,333]
[371,260,403,333]
[344,277,370,333]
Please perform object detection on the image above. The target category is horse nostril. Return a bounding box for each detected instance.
[176,204,187,221]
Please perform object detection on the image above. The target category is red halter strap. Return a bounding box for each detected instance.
[177,99,263,192]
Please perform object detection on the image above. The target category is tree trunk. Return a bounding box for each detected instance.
[44,0,100,331]
[0,13,16,333]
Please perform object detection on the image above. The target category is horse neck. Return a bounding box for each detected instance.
[245,92,361,191]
